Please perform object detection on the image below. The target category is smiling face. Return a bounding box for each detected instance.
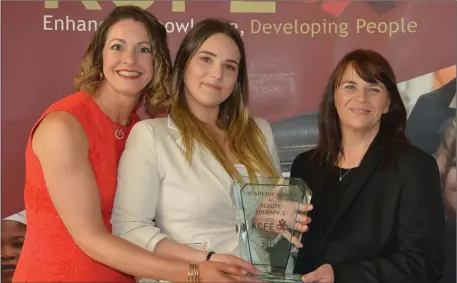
[1,221,26,283]
[183,33,241,113]
[334,63,391,133]
[101,19,154,98]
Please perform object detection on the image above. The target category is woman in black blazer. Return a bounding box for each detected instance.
[292,49,446,283]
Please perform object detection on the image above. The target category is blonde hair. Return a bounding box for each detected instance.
[73,5,172,112]
[170,19,278,182]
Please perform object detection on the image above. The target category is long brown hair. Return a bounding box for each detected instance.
[170,18,279,181]
[73,5,172,112]
[315,49,408,165]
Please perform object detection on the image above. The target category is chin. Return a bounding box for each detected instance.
[344,124,377,132]
[115,87,143,98]
[194,98,222,108]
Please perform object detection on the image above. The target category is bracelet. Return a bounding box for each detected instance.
[206,251,215,261]
[187,261,199,283]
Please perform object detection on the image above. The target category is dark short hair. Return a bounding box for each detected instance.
[315,49,408,164]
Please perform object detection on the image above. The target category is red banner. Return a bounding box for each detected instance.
[2,1,456,216]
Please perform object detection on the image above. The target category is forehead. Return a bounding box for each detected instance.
[105,19,150,42]
[1,221,26,237]
[339,63,383,86]
[341,64,363,82]
[197,33,240,61]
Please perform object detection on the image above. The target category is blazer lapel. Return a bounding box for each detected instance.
[319,137,384,247]
[167,116,233,199]
[197,146,234,197]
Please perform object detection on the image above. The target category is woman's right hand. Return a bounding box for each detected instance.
[197,260,263,283]
[210,253,259,275]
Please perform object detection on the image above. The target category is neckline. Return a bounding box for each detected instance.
[335,165,359,170]
[86,93,133,128]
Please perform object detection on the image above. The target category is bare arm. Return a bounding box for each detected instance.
[32,111,241,282]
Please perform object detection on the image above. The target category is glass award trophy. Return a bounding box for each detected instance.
[234,176,312,283]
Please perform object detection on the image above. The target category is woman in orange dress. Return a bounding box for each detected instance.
[13,6,256,283]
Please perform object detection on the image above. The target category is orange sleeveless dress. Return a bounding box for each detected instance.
[13,92,139,282]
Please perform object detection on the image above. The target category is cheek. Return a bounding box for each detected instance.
[333,91,348,113]
[223,76,237,92]
[138,55,154,77]
[102,53,120,75]
[188,62,208,79]
[184,64,206,89]
[183,69,199,94]
[374,95,390,113]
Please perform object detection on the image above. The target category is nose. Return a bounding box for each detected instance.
[1,250,17,261]
[353,88,368,102]
[210,64,223,80]
[122,49,136,65]
[1,246,18,261]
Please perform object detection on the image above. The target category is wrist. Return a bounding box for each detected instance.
[206,251,215,261]
[188,261,200,283]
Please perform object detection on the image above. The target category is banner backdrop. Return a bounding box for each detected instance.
[1,1,456,217]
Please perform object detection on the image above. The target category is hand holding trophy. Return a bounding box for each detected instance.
[235,176,312,282]
[253,178,313,248]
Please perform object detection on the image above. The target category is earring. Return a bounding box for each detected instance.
[100,72,104,81]
[148,82,153,89]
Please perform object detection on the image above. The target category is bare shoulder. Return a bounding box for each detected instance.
[32,111,88,158]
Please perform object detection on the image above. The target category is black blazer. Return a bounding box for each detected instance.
[291,136,446,283]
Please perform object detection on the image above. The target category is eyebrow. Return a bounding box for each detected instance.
[198,50,239,66]
[341,80,385,88]
[108,38,151,45]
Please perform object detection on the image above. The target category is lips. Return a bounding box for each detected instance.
[116,70,142,80]
[349,108,371,114]
[202,82,221,91]
[2,264,16,279]
[2,264,16,272]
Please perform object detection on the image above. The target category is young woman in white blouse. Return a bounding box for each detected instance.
[111,18,312,282]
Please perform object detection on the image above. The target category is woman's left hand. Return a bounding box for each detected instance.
[253,179,313,247]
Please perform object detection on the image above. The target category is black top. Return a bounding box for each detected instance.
[291,135,446,283]
[298,166,357,273]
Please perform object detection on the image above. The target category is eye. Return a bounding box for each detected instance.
[368,87,381,92]
[201,57,212,63]
[344,85,356,90]
[225,64,236,71]
[110,44,123,51]
[138,46,152,53]
[12,240,24,249]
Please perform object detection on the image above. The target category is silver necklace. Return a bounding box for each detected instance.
[339,168,353,181]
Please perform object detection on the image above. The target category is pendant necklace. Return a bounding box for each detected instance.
[94,97,127,140]
[339,162,360,181]
[339,168,353,181]
[114,126,125,140]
